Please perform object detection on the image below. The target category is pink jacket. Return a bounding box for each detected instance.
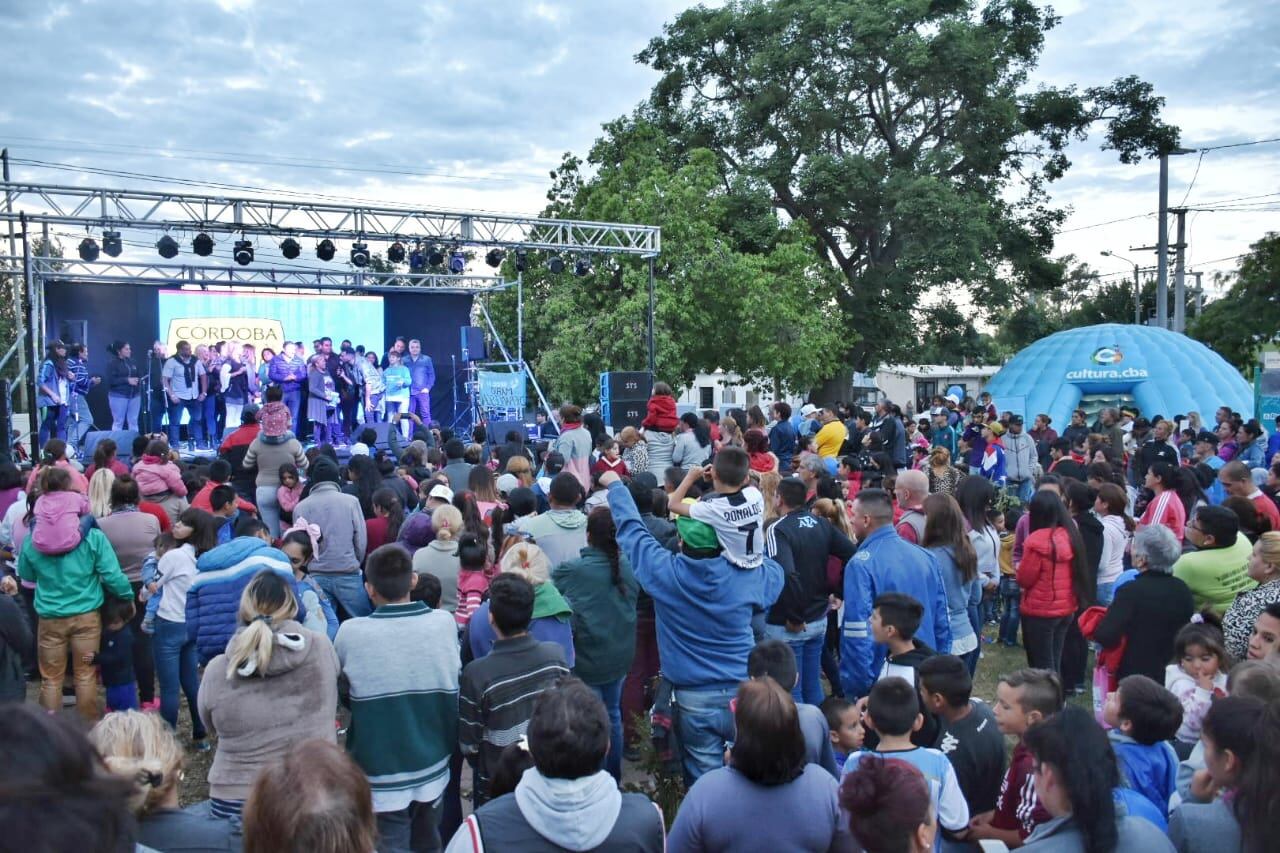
[26,460,89,495]
[277,482,304,513]
[131,455,188,498]
[31,491,89,555]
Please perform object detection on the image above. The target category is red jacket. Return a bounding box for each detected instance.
[1017,527,1078,618]
[189,481,257,515]
[218,424,260,454]
[641,395,678,432]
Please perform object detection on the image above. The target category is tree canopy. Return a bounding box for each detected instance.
[636,0,1177,369]
[1190,233,1280,372]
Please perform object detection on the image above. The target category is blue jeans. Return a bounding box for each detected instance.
[998,576,1021,646]
[672,685,735,786]
[167,398,205,448]
[202,393,222,446]
[256,486,282,538]
[313,572,372,620]
[367,392,383,423]
[589,678,625,782]
[108,392,142,431]
[376,796,442,853]
[1005,478,1034,506]
[67,394,95,451]
[282,388,302,434]
[763,617,827,706]
[152,617,205,739]
[39,404,67,444]
[1096,581,1116,606]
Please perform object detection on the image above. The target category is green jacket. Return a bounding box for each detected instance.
[18,528,133,619]
[552,546,638,684]
[1172,536,1256,616]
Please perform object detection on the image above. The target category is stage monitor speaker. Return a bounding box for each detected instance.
[486,420,526,447]
[606,402,645,433]
[600,371,653,403]
[358,421,397,452]
[0,380,10,466]
[460,326,487,362]
[82,430,140,463]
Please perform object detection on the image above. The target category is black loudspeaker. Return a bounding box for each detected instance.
[460,326,487,362]
[607,401,646,432]
[358,421,397,451]
[486,420,526,447]
[82,430,140,463]
[58,319,89,350]
[601,371,653,403]
[0,380,10,466]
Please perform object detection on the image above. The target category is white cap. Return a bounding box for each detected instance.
[428,484,454,503]
[349,442,370,457]
[496,473,520,495]
[945,394,960,405]
[800,403,819,417]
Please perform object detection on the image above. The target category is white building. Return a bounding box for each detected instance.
[872,364,1001,411]
[676,371,806,415]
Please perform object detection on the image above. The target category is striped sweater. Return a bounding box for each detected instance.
[459,633,569,805]
[335,602,460,813]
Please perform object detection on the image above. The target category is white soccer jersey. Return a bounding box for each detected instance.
[689,486,765,568]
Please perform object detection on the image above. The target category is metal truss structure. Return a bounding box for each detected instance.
[0,181,662,256]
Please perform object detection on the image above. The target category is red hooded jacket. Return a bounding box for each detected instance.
[1016,527,1078,618]
[641,394,678,432]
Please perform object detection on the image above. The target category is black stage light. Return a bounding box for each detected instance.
[350,242,370,267]
[156,235,179,259]
[233,240,254,266]
[485,248,505,268]
[280,238,301,259]
[102,230,123,257]
[388,241,406,263]
[574,255,593,277]
[78,237,100,262]
[448,249,466,274]
[427,245,445,267]
[547,254,566,274]
[316,239,336,261]
[514,249,528,272]
[193,232,215,256]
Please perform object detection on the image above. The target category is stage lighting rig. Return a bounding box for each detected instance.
[193,232,214,256]
[448,249,466,275]
[408,243,426,271]
[388,241,406,263]
[485,248,505,268]
[574,255,593,277]
[547,254,566,275]
[350,242,370,267]
[280,238,301,259]
[102,231,123,257]
[427,245,445,267]
[78,237,100,262]
[233,240,254,266]
[316,239,336,262]
[514,249,529,273]
[156,235,179,259]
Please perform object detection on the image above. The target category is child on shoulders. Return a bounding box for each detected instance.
[30,467,91,556]
[668,447,764,569]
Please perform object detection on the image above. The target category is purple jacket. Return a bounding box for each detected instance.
[268,355,306,393]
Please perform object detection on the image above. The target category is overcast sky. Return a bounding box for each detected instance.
[1,0,1276,294]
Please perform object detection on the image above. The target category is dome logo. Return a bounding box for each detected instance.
[1091,346,1124,365]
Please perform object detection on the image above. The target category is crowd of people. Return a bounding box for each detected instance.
[33,335,442,454]
[3,369,1280,853]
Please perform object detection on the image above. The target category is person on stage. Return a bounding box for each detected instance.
[36,339,70,445]
[162,340,207,451]
[65,343,101,454]
[382,350,411,439]
[403,339,435,429]
[269,340,306,434]
[307,354,338,447]
[363,352,385,423]
[105,340,142,431]
[219,342,252,430]
[145,340,168,434]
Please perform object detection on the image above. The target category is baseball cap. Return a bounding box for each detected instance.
[428,484,454,503]
[496,473,519,495]
[241,403,260,424]
[1008,414,1024,426]
[987,422,1006,437]
[799,404,819,418]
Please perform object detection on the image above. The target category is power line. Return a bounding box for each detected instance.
[1178,150,1206,207]
[1054,212,1154,234]
[1198,137,1280,152]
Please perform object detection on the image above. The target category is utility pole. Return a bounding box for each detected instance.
[1193,271,1204,318]
[1155,147,1195,330]
[1171,206,1188,334]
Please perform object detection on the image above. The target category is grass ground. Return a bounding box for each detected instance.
[36,621,1093,808]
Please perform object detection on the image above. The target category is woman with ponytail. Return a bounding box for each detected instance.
[412,503,464,613]
[1171,696,1280,853]
[1021,705,1175,851]
[196,570,338,823]
[364,487,404,552]
[551,506,638,781]
[91,710,234,850]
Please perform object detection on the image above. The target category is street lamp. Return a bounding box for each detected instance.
[1101,250,1142,325]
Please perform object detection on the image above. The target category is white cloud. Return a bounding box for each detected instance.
[341,131,394,149]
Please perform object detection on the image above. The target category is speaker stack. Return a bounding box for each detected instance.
[599,371,653,432]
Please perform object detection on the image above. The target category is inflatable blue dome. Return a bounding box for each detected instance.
[984,324,1253,428]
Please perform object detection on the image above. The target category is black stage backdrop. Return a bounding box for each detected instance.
[44,281,475,431]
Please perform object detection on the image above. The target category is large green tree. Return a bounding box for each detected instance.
[489,123,845,404]
[637,0,1178,369]
[1190,233,1280,372]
